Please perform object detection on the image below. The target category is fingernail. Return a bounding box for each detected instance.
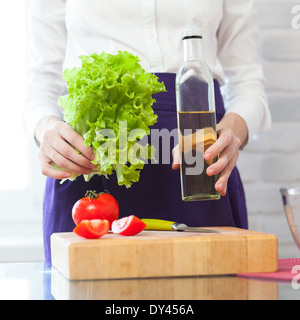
[63,173,71,178]
[208,168,216,175]
[217,183,223,191]
[205,153,212,159]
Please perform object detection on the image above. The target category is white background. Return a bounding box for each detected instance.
[0,1,45,262]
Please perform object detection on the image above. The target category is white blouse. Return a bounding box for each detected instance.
[24,0,271,142]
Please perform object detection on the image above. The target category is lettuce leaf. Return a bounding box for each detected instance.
[57,51,166,188]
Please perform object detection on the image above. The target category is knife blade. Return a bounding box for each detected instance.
[141,219,218,233]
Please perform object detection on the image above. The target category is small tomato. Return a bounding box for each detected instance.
[73,219,110,239]
[72,190,119,227]
[111,215,146,236]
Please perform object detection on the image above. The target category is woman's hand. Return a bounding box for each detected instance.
[35,116,97,180]
[172,113,248,196]
[203,126,241,196]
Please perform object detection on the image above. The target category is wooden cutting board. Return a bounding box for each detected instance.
[51,227,278,280]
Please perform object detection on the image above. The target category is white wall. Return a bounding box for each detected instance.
[0,2,45,262]
[237,0,300,258]
[0,144,45,263]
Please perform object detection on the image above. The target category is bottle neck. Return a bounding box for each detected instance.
[183,37,203,62]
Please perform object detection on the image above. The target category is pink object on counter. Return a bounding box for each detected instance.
[238,258,300,282]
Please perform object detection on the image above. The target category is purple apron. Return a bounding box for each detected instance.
[43,73,248,262]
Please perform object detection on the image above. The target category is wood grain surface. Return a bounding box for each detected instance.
[51,227,278,280]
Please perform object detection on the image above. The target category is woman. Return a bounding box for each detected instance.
[24,0,271,262]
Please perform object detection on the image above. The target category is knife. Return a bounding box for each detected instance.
[141,219,218,233]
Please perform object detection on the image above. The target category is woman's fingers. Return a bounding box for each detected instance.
[55,122,95,162]
[205,128,241,196]
[214,151,239,196]
[204,128,233,161]
[50,136,96,170]
[172,144,181,170]
[38,121,97,179]
[206,136,240,176]
[44,145,94,175]
[172,127,242,197]
[40,144,93,178]
[39,154,71,180]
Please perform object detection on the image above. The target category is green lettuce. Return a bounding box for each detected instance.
[57,51,166,188]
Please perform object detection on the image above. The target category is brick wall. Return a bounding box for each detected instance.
[237,0,300,258]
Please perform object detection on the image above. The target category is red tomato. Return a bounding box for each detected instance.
[111,215,146,236]
[72,191,119,227]
[73,219,110,239]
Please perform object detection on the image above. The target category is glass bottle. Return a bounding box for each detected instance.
[176,26,220,201]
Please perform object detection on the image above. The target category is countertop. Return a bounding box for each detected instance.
[0,262,300,300]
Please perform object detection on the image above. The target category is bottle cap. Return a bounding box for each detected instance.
[182,24,203,40]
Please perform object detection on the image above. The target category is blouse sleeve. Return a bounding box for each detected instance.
[217,0,272,142]
[24,0,67,140]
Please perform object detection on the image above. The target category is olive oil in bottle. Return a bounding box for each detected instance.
[176,26,220,201]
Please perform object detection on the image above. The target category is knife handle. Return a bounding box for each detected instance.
[141,219,175,231]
